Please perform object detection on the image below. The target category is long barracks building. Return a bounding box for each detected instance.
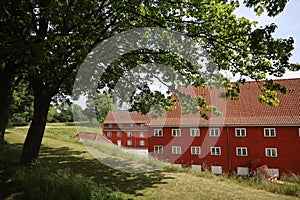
[103,78,300,176]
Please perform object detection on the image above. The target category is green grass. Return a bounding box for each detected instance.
[1,124,299,200]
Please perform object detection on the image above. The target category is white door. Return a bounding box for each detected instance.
[117,140,121,147]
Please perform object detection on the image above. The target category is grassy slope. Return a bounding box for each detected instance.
[3,125,299,200]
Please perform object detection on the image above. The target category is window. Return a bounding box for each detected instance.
[140,140,145,146]
[108,124,112,128]
[190,128,200,137]
[154,146,163,154]
[154,129,163,137]
[172,129,181,137]
[237,167,249,176]
[117,132,122,137]
[127,132,132,137]
[107,132,112,137]
[139,132,145,137]
[211,166,222,174]
[236,147,248,156]
[235,128,246,137]
[130,124,134,128]
[127,140,132,146]
[210,147,221,155]
[141,124,145,127]
[209,128,220,137]
[118,124,123,128]
[264,128,276,137]
[172,146,181,154]
[265,148,278,157]
[191,146,201,155]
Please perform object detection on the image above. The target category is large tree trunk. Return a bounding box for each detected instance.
[19,89,51,165]
[0,66,15,145]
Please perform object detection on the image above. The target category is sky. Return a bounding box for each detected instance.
[234,0,300,79]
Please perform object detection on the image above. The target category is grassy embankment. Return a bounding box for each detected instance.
[1,123,299,200]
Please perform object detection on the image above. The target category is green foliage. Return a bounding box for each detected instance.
[8,80,33,126]
[84,94,113,123]
[243,0,289,17]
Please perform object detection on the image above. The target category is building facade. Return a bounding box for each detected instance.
[103,110,150,148]
[104,78,300,175]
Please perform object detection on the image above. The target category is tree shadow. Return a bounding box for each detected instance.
[1,142,174,198]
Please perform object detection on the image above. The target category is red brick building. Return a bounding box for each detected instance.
[104,78,300,176]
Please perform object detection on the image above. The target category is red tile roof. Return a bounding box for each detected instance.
[104,78,300,127]
[74,132,113,144]
[104,110,151,124]
[150,78,300,126]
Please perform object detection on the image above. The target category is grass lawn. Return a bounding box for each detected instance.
[1,124,299,199]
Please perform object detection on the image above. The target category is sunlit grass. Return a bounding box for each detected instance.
[2,124,300,200]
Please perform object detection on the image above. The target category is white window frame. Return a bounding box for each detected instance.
[191,146,201,155]
[140,123,145,127]
[171,146,182,155]
[139,140,145,146]
[264,128,276,137]
[107,132,112,137]
[108,124,112,128]
[154,129,163,137]
[210,147,221,156]
[190,128,200,137]
[130,123,134,128]
[117,131,122,137]
[265,148,278,157]
[118,124,123,128]
[127,140,132,146]
[209,128,220,137]
[154,146,163,154]
[139,132,145,137]
[236,147,248,156]
[235,128,246,137]
[127,132,132,137]
[172,129,181,137]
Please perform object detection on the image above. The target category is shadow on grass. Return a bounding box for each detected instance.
[0,142,173,199]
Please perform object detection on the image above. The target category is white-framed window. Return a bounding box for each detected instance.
[118,124,123,128]
[211,166,222,174]
[127,132,132,137]
[140,123,145,127]
[107,132,112,137]
[154,146,163,154]
[140,140,145,146]
[190,128,200,137]
[265,148,278,157]
[127,140,132,146]
[117,132,122,137]
[108,124,112,128]
[236,147,248,156]
[130,123,134,128]
[209,128,220,137]
[191,146,201,155]
[154,129,163,137]
[139,132,145,137]
[172,146,182,154]
[235,128,246,137]
[172,129,181,137]
[264,128,276,137]
[237,167,249,176]
[210,147,221,156]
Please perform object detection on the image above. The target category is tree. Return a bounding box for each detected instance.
[8,79,34,126]
[1,0,298,165]
[83,94,113,125]
[0,0,32,144]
